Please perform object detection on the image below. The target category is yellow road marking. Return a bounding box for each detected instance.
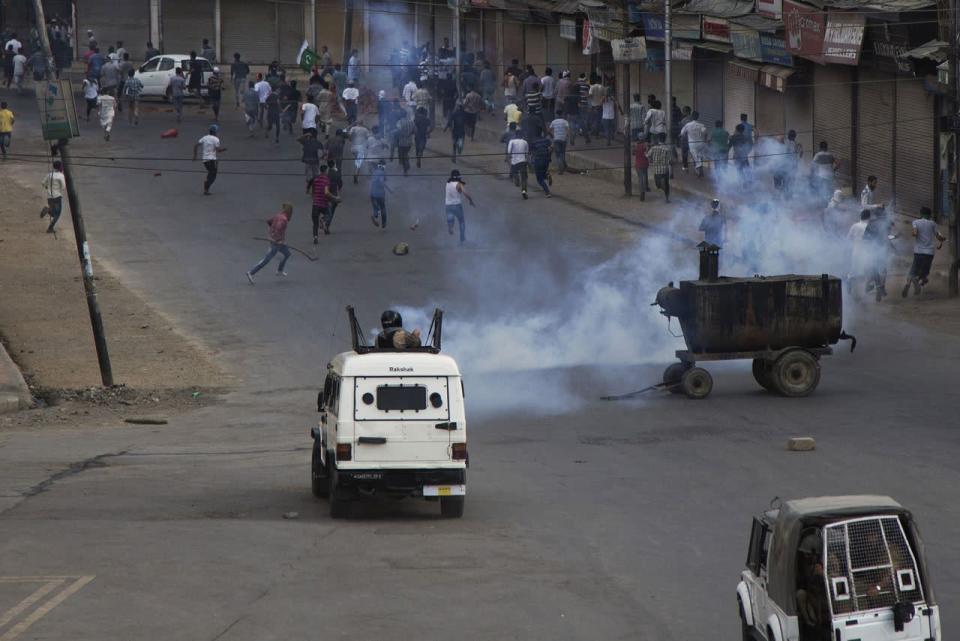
[0,576,95,641]
[0,580,64,630]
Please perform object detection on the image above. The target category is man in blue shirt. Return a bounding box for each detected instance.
[698,199,726,248]
[369,159,390,228]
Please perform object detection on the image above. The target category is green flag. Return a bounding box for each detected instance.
[297,40,318,72]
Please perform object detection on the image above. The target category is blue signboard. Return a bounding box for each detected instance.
[731,29,762,60]
[759,32,793,66]
[642,13,665,40]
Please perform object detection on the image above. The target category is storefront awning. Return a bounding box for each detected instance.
[729,59,762,80]
[900,39,949,62]
[693,41,733,52]
[803,0,934,9]
[760,64,796,92]
[680,0,754,18]
[729,13,783,32]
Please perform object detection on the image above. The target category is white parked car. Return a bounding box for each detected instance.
[133,54,213,99]
[738,496,941,641]
[311,307,468,519]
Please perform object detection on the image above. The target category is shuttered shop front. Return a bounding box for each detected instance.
[813,65,853,180]
[162,0,215,55]
[724,61,757,130]
[79,0,150,59]
[277,1,304,64]
[222,0,277,64]
[694,50,723,129]
[856,69,895,202]
[894,77,935,214]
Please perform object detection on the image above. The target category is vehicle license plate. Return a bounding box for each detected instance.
[423,485,465,497]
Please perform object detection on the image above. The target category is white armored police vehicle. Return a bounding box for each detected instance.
[310,307,468,519]
[738,496,940,641]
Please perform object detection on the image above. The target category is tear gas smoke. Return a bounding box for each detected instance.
[396,138,867,416]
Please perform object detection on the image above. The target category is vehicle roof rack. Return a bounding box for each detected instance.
[346,305,443,354]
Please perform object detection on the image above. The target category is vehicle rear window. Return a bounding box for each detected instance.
[377,385,426,411]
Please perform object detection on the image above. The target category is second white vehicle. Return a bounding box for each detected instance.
[134,54,213,99]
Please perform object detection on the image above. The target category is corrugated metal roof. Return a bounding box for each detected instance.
[804,0,935,9]
[679,0,754,18]
[900,39,948,61]
[729,13,783,31]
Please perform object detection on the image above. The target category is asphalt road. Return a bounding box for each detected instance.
[1,91,959,641]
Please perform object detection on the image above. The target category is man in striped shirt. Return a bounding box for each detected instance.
[646,133,675,203]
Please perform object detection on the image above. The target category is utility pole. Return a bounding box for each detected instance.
[621,0,632,196]
[343,0,355,69]
[454,0,462,100]
[664,0,673,147]
[31,0,114,386]
[951,0,960,295]
[430,0,437,124]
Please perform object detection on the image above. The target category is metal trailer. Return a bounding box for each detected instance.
[654,245,855,400]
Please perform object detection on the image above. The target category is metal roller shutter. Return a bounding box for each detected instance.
[546,29,568,72]
[694,52,723,129]
[502,20,523,70]
[856,69,895,203]
[221,0,277,64]
[813,65,853,181]
[640,62,664,102]
[524,24,547,70]
[162,0,215,56]
[894,77,935,214]
[724,61,756,131]
[784,84,813,159]
[277,1,304,64]
[756,86,784,141]
[465,10,482,54]
[482,11,498,68]
[78,0,150,61]
[672,61,694,113]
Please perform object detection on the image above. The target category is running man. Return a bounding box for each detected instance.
[192,125,227,195]
[369,159,391,228]
[40,160,66,233]
[122,68,143,125]
[444,170,475,245]
[309,165,341,241]
[0,101,13,159]
[96,88,116,140]
[902,206,946,297]
[169,68,186,123]
[246,203,294,283]
[506,134,530,199]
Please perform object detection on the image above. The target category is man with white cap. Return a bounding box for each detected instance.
[193,124,227,195]
[207,67,224,121]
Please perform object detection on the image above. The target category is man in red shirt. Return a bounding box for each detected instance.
[309,165,340,243]
[246,203,294,283]
[634,136,651,201]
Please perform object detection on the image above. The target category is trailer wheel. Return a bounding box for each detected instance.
[663,362,691,393]
[681,367,713,399]
[772,350,821,397]
[752,359,775,392]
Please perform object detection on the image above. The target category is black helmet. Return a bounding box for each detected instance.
[381,310,402,329]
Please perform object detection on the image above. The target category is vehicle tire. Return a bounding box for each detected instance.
[440,496,465,518]
[751,358,775,392]
[772,349,821,397]
[739,603,753,641]
[680,367,713,399]
[328,464,350,519]
[311,441,328,498]
[663,362,690,394]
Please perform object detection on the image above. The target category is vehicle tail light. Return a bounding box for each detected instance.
[336,443,352,461]
[451,443,467,460]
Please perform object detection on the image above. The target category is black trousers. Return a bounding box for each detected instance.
[397,145,411,173]
[203,160,218,191]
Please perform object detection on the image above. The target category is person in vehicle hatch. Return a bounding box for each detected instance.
[796,532,831,641]
[376,310,422,349]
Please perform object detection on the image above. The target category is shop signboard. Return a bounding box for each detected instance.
[732,28,762,60]
[759,32,793,65]
[674,15,702,40]
[612,36,648,61]
[36,79,79,141]
[642,12,665,40]
[673,41,694,60]
[822,12,865,65]
[758,0,783,19]
[784,0,824,62]
[866,21,913,73]
[560,17,578,41]
[702,16,730,42]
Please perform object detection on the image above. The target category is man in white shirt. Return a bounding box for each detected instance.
[847,209,871,284]
[96,90,116,140]
[679,111,709,177]
[903,206,946,297]
[540,68,557,120]
[644,99,666,136]
[300,99,319,137]
[341,81,360,126]
[192,124,227,195]
[254,75,272,126]
[506,135,530,199]
[12,52,27,92]
[40,160,67,233]
[347,123,370,183]
[859,175,884,212]
[347,50,360,83]
[810,141,837,206]
[402,78,418,113]
[548,111,570,173]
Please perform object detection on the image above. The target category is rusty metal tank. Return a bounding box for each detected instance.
[656,245,843,353]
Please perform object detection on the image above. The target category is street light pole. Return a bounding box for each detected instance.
[664,0,673,145]
[621,0,632,196]
[951,0,960,296]
[31,0,115,387]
